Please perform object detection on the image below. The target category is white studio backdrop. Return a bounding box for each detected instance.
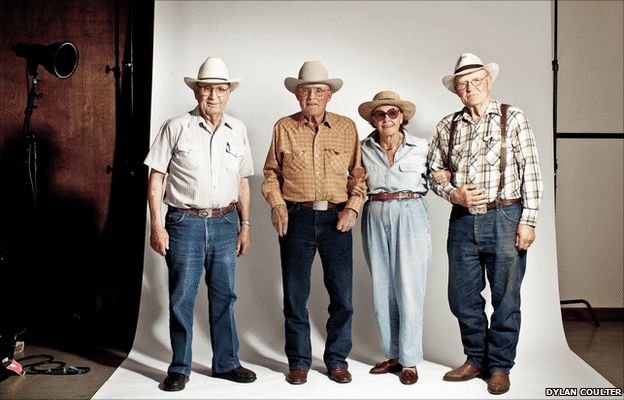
[95,1,612,398]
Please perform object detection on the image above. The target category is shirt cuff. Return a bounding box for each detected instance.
[345,196,364,215]
[266,191,286,209]
[520,208,538,227]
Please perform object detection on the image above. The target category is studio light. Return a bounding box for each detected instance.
[12,41,79,79]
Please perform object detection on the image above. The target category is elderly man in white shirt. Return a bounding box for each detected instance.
[144,57,255,391]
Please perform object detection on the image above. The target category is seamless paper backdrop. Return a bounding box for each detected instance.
[95,1,612,398]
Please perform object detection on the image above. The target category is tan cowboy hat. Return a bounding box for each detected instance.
[184,57,241,91]
[442,53,499,94]
[358,91,416,122]
[284,61,343,93]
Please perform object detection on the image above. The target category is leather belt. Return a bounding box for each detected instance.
[486,198,521,209]
[171,203,236,218]
[369,192,421,201]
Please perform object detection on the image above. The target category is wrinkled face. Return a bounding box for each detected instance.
[295,84,332,120]
[454,70,492,107]
[194,83,231,119]
[371,105,403,135]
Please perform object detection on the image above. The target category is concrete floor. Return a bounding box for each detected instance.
[0,320,622,399]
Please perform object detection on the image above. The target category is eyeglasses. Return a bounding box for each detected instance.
[296,86,331,97]
[371,108,401,121]
[196,85,230,97]
[455,74,489,91]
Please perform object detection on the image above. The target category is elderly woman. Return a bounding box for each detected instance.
[353,91,431,385]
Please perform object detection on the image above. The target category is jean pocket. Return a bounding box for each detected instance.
[499,204,521,223]
[223,210,239,225]
[166,210,186,225]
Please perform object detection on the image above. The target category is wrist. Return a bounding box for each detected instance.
[240,220,251,228]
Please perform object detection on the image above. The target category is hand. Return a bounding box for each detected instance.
[450,184,487,208]
[347,171,367,197]
[150,224,169,256]
[516,224,535,251]
[237,226,251,256]
[271,204,289,237]
[336,208,357,232]
[431,170,452,185]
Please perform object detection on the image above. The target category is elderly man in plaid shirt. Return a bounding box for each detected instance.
[262,61,365,386]
[427,53,543,396]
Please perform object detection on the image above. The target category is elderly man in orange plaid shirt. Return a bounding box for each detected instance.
[262,61,366,386]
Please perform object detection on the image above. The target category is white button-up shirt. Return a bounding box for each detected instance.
[144,107,254,209]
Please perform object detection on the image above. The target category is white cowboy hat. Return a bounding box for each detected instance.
[184,57,241,91]
[358,91,416,121]
[442,53,499,94]
[284,61,343,93]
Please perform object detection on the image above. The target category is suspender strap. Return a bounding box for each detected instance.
[445,111,462,170]
[497,103,509,198]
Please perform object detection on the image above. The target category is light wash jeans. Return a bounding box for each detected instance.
[361,198,431,367]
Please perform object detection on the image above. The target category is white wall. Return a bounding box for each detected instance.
[556,0,624,308]
[146,0,561,370]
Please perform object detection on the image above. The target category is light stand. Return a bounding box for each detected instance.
[11,41,79,206]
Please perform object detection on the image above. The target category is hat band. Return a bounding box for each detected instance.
[454,63,484,74]
[198,77,227,81]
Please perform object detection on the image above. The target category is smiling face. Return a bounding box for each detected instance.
[194,83,231,122]
[371,105,403,138]
[454,69,492,108]
[295,84,332,121]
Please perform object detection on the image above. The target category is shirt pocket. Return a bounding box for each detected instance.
[225,143,245,173]
[398,163,424,187]
[174,143,202,169]
[449,141,468,171]
[282,150,307,178]
[485,136,501,166]
[324,147,350,178]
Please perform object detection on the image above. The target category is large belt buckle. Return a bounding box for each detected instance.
[312,200,328,211]
[199,209,212,218]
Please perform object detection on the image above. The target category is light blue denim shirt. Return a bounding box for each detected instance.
[361,129,429,196]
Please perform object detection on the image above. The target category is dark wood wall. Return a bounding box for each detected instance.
[0,0,152,350]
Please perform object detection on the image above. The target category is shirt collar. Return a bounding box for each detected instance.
[295,111,334,129]
[456,99,501,122]
[190,106,232,132]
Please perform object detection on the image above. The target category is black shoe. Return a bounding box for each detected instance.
[212,366,256,383]
[162,372,189,391]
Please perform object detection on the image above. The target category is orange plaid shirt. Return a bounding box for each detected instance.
[262,111,365,213]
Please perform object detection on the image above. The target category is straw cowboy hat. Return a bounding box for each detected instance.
[284,61,343,93]
[184,57,241,91]
[442,53,499,94]
[358,91,416,121]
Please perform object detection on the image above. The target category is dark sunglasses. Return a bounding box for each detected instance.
[371,108,401,121]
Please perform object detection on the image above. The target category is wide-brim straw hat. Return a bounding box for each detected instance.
[442,53,499,94]
[358,91,416,122]
[184,57,241,91]
[284,61,343,93]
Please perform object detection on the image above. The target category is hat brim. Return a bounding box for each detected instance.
[284,78,343,93]
[358,99,416,122]
[184,77,241,91]
[442,63,499,94]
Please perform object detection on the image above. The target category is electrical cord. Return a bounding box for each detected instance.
[15,354,90,375]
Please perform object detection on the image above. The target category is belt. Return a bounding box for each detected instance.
[369,192,421,201]
[485,198,521,209]
[297,201,338,209]
[171,203,236,218]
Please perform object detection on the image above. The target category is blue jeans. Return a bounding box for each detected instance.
[165,208,241,376]
[447,203,526,374]
[361,198,431,367]
[279,203,353,370]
